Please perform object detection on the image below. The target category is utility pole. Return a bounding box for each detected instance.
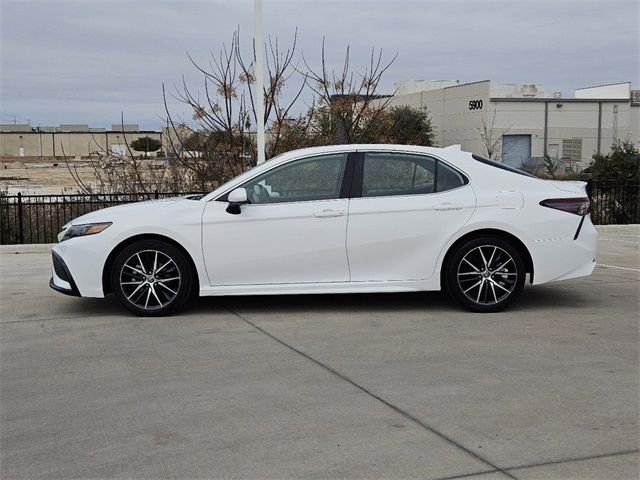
[255,0,266,164]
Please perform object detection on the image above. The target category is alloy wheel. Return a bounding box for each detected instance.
[456,245,518,305]
[119,250,182,311]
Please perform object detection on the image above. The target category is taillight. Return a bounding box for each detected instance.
[540,197,590,216]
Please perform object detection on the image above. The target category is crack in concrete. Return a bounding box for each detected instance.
[435,448,640,479]
[226,306,519,480]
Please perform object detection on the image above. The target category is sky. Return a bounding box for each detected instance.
[1,0,638,130]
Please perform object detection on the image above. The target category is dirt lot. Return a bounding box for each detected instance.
[0,226,638,479]
[0,157,95,194]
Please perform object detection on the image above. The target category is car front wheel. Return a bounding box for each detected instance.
[446,236,525,312]
[110,240,193,316]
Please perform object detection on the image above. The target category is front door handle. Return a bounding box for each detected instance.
[313,209,345,218]
[433,202,464,211]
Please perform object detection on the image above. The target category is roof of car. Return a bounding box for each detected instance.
[269,144,471,168]
[277,144,457,157]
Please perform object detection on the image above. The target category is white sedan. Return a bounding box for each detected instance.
[50,144,597,315]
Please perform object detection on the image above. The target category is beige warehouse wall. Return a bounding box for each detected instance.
[56,133,95,157]
[0,131,162,157]
[371,80,491,152]
[492,101,545,159]
[441,81,490,155]
[371,81,637,170]
[546,102,599,165]
[600,102,632,147]
[630,106,640,148]
[492,100,635,167]
[1,133,56,157]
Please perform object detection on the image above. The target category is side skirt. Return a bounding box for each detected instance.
[199,277,441,297]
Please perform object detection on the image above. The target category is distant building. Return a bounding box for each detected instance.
[374,81,639,170]
[0,123,163,158]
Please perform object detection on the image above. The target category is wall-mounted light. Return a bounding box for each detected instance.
[556,104,563,109]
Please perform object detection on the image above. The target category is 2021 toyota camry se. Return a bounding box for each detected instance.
[50,144,597,315]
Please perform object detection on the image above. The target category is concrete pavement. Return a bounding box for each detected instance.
[1,226,638,479]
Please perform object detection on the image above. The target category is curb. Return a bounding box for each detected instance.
[0,244,55,254]
[596,224,639,229]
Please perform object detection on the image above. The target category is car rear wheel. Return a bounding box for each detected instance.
[446,236,525,312]
[110,240,193,316]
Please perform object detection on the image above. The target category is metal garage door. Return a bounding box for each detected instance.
[502,135,531,168]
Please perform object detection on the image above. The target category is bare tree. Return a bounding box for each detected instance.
[478,109,512,159]
[236,29,317,157]
[69,31,399,194]
[162,28,315,191]
[63,113,192,194]
[301,40,397,144]
[163,32,255,191]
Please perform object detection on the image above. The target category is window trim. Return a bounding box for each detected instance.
[351,150,469,199]
[215,151,356,204]
[472,153,537,178]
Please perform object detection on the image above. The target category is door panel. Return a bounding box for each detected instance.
[347,188,475,281]
[346,152,476,282]
[202,152,351,286]
[202,199,350,285]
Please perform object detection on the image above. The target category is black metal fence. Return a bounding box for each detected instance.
[587,181,639,226]
[0,191,204,245]
[1,182,638,244]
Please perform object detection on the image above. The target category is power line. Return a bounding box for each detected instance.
[0,113,35,125]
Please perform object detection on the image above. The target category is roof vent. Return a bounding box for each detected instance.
[553,91,562,99]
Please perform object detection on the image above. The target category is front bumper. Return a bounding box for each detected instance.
[50,251,81,296]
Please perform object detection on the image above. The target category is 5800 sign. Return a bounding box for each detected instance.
[468,100,483,110]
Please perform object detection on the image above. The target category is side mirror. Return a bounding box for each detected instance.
[226,187,248,215]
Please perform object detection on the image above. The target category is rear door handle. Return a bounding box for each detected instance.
[313,209,345,218]
[433,202,464,211]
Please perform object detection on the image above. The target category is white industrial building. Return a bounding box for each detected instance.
[377,80,639,171]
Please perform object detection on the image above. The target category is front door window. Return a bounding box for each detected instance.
[241,153,347,204]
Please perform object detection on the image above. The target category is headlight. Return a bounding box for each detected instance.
[61,222,112,241]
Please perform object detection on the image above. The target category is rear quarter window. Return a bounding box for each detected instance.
[436,161,468,192]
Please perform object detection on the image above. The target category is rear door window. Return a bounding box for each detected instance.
[362,153,436,197]
[361,152,468,197]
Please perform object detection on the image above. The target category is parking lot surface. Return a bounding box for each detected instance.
[1,226,638,479]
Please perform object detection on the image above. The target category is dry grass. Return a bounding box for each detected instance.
[1,158,96,194]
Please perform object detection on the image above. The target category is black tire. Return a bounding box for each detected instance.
[110,239,193,316]
[445,236,525,313]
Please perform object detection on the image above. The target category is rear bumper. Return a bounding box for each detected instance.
[530,216,598,285]
[49,251,81,296]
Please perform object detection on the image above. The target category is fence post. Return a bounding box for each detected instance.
[17,192,24,244]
